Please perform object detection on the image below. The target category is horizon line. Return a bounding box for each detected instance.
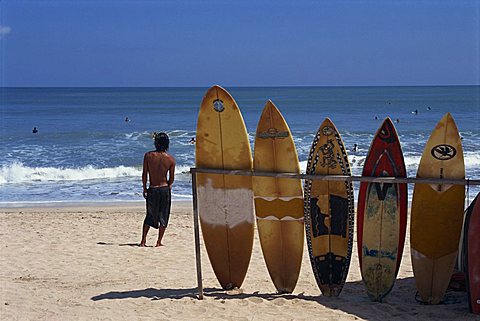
[2,84,480,89]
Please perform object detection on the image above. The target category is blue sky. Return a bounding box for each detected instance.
[1,0,479,87]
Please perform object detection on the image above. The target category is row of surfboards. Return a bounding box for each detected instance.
[194,85,479,313]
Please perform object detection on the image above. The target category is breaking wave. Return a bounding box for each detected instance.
[0,162,193,185]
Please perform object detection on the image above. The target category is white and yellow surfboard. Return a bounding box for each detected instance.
[195,85,254,290]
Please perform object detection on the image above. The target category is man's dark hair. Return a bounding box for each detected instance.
[153,132,169,152]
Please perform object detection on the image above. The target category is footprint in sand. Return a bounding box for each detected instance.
[273,298,287,306]
[236,300,249,306]
[248,297,263,304]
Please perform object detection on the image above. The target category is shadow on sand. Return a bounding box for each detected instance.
[91,287,200,301]
[91,277,470,321]
[203,277,468,320]
[97,242,143,247]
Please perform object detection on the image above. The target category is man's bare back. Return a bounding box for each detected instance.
[142,151,175,198]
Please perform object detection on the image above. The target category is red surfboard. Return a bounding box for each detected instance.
[357,117,407,301]
[465,192,480,314]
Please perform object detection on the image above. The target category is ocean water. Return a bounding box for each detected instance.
[1,86,479,207]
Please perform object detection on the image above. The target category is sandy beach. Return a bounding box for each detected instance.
[0,202,477,321]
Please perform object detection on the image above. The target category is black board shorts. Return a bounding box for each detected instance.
[144,186,171,228]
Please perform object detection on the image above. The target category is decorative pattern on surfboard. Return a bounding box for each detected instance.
[464,193,480,314]
[303,118,354,297]
[195,85,254,290]
[357,117,407,302]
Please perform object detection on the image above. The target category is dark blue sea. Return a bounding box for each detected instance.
[1,86,479,207]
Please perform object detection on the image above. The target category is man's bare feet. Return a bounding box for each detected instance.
[155,241,164,247]
[139,242,147,247]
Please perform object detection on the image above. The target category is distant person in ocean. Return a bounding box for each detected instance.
[125,117,130,122]
[413,109,418,115]
[427,106,432,111]
[374,116,379,120]
[32,127,38,134]
[395,118,400,123]
[352,143,358,153]
[140,132,176,247]
[189,137,196,144]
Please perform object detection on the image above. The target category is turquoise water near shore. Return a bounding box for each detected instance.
[1,86,479,206]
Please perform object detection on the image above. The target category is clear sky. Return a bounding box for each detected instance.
[1,0,479,87]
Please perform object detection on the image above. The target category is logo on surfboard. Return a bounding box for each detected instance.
[258,128,289,139]
[213,99,224,112]
[322,126,334,136]
[317,140,337,169]
[431,144,456,160]
[378,121,397,144]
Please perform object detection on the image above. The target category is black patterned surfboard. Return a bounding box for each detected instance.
[304,118,354,296]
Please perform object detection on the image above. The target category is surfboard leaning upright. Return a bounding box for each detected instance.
[253,100,304,294]
[195,85,254,290]
[304,118,354,296]
[464,193,480,314]
[357,117,407,301]
[410,112,465,304]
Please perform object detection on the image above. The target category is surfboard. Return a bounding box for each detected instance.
[410,112,465,304]
[253,100,304,294]
[357,117,407,301]
[304,118,354,296]
[465,193,480,314]
[457,208,468,273]
[195,85,254,290]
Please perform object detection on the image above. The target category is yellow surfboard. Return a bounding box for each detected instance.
[253,100,304,294]
[410,112,465,304]
[195,85,254,290]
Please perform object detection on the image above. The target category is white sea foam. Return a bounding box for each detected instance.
[464,151,480,168]
[299,153,479,177]
[175,165,194,176]
[171,193,192,199]
[167,130,191,137]
[0,162,140,184]
[299,160,308,173]
[124,131,151,141]
[0,162,194,185]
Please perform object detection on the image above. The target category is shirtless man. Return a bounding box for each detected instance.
[140,132,176,247]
